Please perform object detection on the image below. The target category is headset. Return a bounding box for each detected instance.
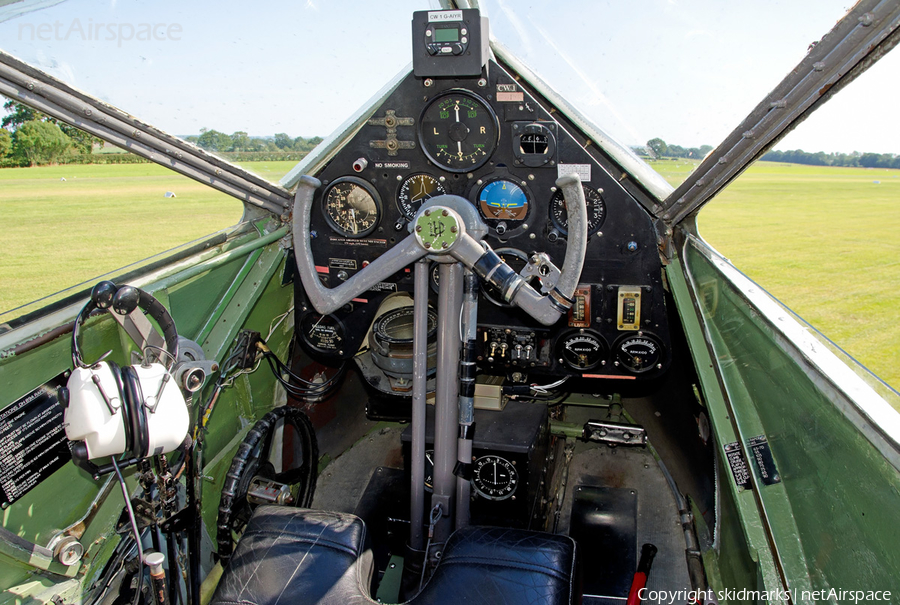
[64,281,190,462]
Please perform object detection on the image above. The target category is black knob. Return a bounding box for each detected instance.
[91,281,118,309]
[112,286,141,315]
[57,386,70,409]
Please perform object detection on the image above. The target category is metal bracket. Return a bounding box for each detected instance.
[520,252,561,293]
[582,420,647,446]
[368,109,416,156]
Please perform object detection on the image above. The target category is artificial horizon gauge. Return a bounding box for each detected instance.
[549,185,607,236]
[298,312,346,355]
[472,454,519,501]
[397,173,448,220]
[322,176,382,238]
[418,90,499,173]
[614,332,663,374]
[475,177,532,238]
[558,330,607,371]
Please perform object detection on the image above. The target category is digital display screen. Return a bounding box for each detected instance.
[434,28,459,43]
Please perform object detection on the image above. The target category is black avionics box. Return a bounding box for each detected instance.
[412,9,489,78]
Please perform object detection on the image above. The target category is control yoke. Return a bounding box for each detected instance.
[292,173,588,326]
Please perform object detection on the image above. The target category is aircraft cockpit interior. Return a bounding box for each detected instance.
[2,3,899,605]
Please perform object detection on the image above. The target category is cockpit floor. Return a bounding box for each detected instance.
[557,442,692,596]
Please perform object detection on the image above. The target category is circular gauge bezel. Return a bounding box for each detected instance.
[396,173,448,221]
[557,329,608,371]
[321,176,383,238]
[472,454,519,501]
[482,248,528,307]
[298,312,347,356]
[372,306,438,346]
[471,175,534,239]
[549,185,607,236]
[418,89,500,173]
[613,332,664,374]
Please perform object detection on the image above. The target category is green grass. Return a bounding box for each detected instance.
[0,163,244,313]
[697,162,900,393]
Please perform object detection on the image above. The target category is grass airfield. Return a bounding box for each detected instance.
[1,159,897,394]
[653,158,900,394]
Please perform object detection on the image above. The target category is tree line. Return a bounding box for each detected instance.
[759,148,900,169]
[0,99,322,167]
[642,136,900,169]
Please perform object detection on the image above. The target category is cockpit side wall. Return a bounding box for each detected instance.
[0,225,293,602]
[670,227,900,596]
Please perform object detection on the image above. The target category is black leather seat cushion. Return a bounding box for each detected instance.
[211,507,373,605]
[418,526,578,605]
[213,507,577,605]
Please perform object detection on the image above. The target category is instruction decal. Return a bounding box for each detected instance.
[0,373,71,508]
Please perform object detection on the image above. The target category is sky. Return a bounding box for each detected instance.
[0,0,897,155]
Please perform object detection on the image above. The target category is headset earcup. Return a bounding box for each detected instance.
[121,366,149,459]
[105,362,133,457]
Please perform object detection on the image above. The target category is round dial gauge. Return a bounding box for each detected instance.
[397,173,448,220]
[322,177,382,238]
[482,248,528,307]
[478,179,529,222]
[549,185,607,236]
[418,90,499,173]
[472,455,518,501]
[298,313,346,356]
[614,333,663,374]
[558,330,607,371]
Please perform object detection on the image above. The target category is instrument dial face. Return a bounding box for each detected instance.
[549,185,607,236]
[298,313,345,355]
[559,330,607,371]
[397,173,447,220]
[418,90,499,173]
[478,179,529,222]
[615,333,663,374]
[322,177,382,238]
[472,455,518,501]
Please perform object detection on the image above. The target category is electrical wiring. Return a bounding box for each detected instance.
[258,338,346,402]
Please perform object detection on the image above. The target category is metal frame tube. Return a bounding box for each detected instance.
[409,260,430,551]
[455,271,479,528]
[431,262,463,543]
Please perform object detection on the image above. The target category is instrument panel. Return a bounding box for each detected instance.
[303,60,671,381]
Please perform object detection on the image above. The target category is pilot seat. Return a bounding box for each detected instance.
[212,506,578,605]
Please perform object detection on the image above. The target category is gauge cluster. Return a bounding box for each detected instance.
[303,59,671,381]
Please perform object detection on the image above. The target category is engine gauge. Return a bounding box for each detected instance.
[482,248,528,307]
[558,330,608,371]
[418,90,499,173]
[614,333,663,374]
[397,173,447,220]
[322,176,382,238]
[472,454,518,501]
[549,185,607,236]
[298,312,346,356]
